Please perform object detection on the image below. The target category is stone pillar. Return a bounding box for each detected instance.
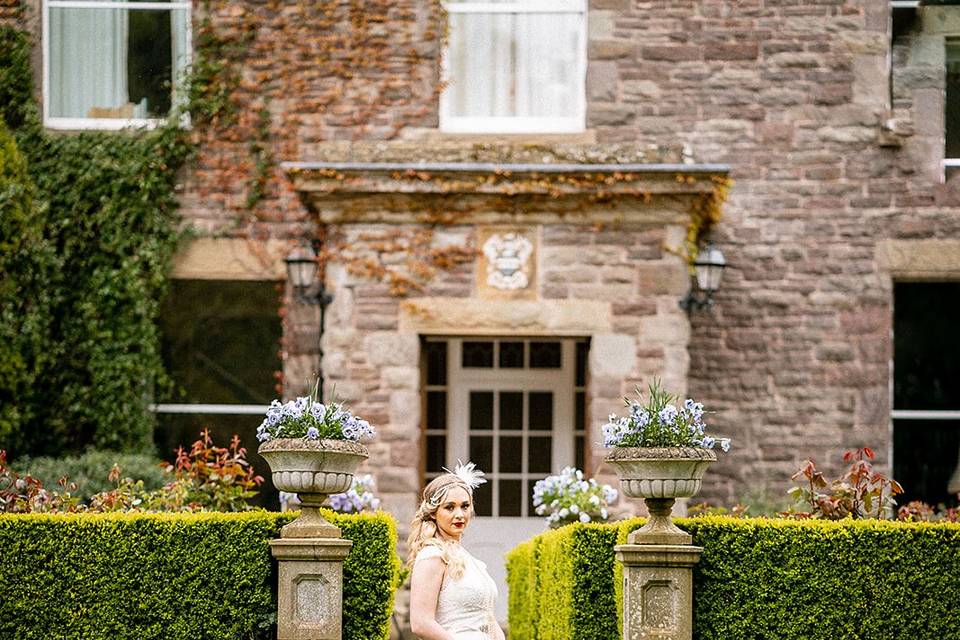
[270,537,353,640]
[616,499,701,640]
[615,544,701,640]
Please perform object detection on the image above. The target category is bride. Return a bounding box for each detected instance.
[407,462,505,640]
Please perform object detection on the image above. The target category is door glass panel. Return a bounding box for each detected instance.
[528,392,553,430]
[462,341,494,368]
[473,481,493,516]
[427,391,447,429]
[528,436,552,473]
[470,435,493,471]
[499,436,523,472]
[500,392,523,430]
[425,341,448,385]
[470,391,494,430]
[426,436,447,473]
[575,340,588,386]
[529,341,561,368]
[575,436,585,471]
[499,341,525,368]
[499,479,522,516]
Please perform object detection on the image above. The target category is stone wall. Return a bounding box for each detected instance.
[582,0,960,503]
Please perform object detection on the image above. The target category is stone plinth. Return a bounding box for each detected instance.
[271,538,353,640]
[616,544,701,640]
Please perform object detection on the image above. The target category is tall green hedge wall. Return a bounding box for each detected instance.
[0,27,192,457]
[506,516,960,640]
[0,510,401,640]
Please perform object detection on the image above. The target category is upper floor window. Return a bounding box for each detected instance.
[440,0,587,134]
[43,0,191,130]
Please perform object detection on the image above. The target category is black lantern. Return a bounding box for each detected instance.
[679,244,726,313]
[285,242,333,397]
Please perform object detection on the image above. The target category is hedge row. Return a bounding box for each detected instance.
[0,510,400,640]
[505,516,960,640]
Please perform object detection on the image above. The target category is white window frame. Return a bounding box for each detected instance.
[440,0,588,134]
[42,0,192,130]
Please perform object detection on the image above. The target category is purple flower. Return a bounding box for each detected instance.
[306,426,319,440]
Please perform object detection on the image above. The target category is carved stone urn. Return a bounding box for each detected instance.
[258,438,368,538]
[605,446,716,545]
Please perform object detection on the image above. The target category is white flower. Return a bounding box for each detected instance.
[579,512,590,523]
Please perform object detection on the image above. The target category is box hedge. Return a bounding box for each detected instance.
[0,509,400,640]
[506,516,960,640]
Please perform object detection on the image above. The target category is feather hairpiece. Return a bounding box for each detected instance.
[442,459,487,490]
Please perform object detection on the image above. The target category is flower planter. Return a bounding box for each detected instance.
[259,438,368,538]
[605,447,716,545]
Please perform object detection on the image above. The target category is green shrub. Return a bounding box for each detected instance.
[0,25,192,458]
[16,450,167,501]
[506,516,960,640]
[0,119,55,452]
[0,510,400,640]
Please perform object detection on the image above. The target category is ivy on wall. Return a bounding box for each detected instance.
[0,27,193,457]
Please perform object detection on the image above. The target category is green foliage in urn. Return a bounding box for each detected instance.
[506,517,960,640]
[0,510,400,639]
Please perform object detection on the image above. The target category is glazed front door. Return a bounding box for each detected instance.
[423,338,587,623]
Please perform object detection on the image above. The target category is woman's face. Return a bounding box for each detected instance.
[434,485,472,541]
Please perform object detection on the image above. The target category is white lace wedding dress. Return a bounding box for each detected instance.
[414,544,499,639]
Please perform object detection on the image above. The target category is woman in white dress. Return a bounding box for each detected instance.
[407,462,505,640]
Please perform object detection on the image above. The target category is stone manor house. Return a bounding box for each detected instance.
[5,0,960,616]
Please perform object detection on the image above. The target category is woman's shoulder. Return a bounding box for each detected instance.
[413,542,447,565]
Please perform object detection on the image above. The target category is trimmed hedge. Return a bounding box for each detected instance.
[0,509,400,640]
[506,516,960,640]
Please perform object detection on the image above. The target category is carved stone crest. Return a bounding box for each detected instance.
[482,232,534,291]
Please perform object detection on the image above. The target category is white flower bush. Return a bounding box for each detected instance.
[532,467,618,528]
[602,378,730,451]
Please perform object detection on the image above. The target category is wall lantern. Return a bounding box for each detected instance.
[285,242,333,398]
[679,244,726,313]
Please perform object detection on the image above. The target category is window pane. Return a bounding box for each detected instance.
[499,341,525,368]
[159,280,282,405]
[470,435,493,472]
[575,435,585,472]
[529,341,561,368]
[528,436,552,473]
[528,392,553,430]
[473,482,492,517]
[427,391,447,430]
[470,391,494,430]
[425,341,448,386]
[49,7,188,119]
[894,420,960,506]
[426,435,447,473]
[500,392,523,430]
[575,391,585,429]
[948,44,960,158]
[526,479,537,517]
[462,341,494,368]
[499,479,522,517]
[446,11,583,120]
[894,283,960,410]
[499,436,523,473]
[576,340,588,387]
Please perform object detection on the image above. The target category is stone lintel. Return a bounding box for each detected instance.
[615,543,703,567]
[876,239,960,278]
[399,298,613,335]
[172,237,289,281]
